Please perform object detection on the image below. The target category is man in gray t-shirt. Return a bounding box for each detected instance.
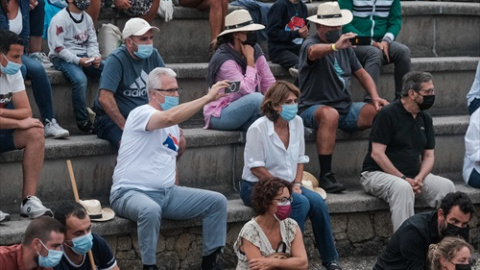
[298,2,388,195]
[93,18,165,148]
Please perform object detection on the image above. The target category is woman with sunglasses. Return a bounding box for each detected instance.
[234,177,307,270]
[428,237,473,270]
[239,81,342,270]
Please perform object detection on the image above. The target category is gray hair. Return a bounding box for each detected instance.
[146,67,177,99]
[401,71,433,97]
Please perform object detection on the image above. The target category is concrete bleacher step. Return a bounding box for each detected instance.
[0,114,470,214]
[96,2,480,63]
[29,56,480,132]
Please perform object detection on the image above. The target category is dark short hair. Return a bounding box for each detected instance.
[261,81,300,122]
[53,201,88,227]
[23,216,65,245]
[251,177,292,216]
[400,71,433,97]
[0,29,24,55]
[439,192,475,217]
[217,33,235,46]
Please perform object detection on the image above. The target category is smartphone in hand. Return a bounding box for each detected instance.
[225,81,241,93]
[349,36,371,46]
[85,57,95,64]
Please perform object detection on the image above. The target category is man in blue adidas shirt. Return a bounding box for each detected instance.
[94,17,165,148]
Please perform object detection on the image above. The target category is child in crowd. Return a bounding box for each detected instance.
[48,0,104,132]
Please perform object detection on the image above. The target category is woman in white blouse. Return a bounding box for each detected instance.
[240,81,342,269]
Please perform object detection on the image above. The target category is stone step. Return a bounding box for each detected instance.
[0,114,470,214]
[1,184,479,270]
[94,2,480,63]
[28,56,480,132]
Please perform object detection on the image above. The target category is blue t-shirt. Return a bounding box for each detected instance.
[53,233,117,270]
[94,45,165,118]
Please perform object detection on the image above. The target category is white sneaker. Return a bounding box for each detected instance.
[44,118,70,139]
[0,210,10,223]
[20,196,53,219]
[86,107,96,125]
[30,52,53,68]
[289,67,299,78]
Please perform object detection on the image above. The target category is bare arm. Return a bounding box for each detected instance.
[415,149,434,182]
[98,90,126,130]
[307,32,356,62]
[354,68,389,110]
[250,167,274,181]
[244,226,308,270]
[146,81,229,131]
[0,91,32,120]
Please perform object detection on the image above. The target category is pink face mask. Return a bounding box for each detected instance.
[274,202,292,221]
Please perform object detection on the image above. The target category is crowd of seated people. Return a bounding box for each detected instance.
[1,1,479,270]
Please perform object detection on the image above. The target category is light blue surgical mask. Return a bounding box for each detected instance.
[154,94,179,111]
[132,41,154,59]
[1,54,22,75]
[279,104,298,122]
[68,232,93,255]
[38,240,63,268]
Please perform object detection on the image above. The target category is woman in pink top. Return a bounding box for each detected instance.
[204,9,276,131]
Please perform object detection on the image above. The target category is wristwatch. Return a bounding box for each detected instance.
[400,175,407,180]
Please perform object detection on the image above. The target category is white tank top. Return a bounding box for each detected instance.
[9,7,23,35]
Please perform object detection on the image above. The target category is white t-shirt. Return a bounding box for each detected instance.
[0,71,25,108]
[111,104,180,192]
[463,108,480,183]
[242,115,309,183]
[9,8,22,35]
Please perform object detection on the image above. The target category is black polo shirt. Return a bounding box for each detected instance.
[374,211,441,270]
[362,100,435,178]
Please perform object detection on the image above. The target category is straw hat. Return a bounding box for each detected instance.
[302,171,327,199]
[122,18,160,39]
[217,9,265,38]
[307,2,353,27]
[78,200,115,222]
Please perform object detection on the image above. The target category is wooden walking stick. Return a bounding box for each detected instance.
[66,160,97,270]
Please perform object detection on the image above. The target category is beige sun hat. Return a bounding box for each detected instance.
[122,18,160,39]
[78,199,115,222]
[217,9,265,38]
[301,171,327,199]
[307,1,353,27]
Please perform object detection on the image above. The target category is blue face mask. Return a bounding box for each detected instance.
[1,54,22,75]
[132,42,154,59]
[159,95,179,111]
[279,104,298,122]
[68,232,93,255]
[38,240,63,268]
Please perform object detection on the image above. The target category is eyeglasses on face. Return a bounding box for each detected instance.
[154,88,180,94]
[274,197,293,205]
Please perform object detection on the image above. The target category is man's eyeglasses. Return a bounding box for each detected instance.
[154,88,180,94]
[274,197,293,205]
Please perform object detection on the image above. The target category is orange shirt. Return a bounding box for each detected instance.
[0,244,52,270]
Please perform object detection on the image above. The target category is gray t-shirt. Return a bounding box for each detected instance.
[94,45,165,118]
[298,35,362,114]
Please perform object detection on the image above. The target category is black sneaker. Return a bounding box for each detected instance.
[323,260,342,270]
[319,172,346,193]
[77,120,94,134]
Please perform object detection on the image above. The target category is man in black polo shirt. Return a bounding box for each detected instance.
[373,191,473,270]
[361,71,455,232]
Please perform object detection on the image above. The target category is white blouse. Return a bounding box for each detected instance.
[463,109,480,184]
[242,116,309,183]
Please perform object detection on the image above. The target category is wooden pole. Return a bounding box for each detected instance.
[66,160,97,270]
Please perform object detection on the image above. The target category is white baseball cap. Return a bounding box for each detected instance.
[122,18,160,40]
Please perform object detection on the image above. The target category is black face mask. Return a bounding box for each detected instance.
[73,0,91,10]
[418,94,435,110]
[242,32,257,47]
[325,29,341,43]
[441,222,470,241]
[455,263,472,270]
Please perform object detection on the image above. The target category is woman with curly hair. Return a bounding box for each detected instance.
[234,177,307,270]
[428,237,473,270]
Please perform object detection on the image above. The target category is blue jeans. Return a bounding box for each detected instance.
[94,114,122,149]
[110,186,227,265]
[20,55,55,121]
[468,169,480,189]
[300,102,366,132]
[51,57,104,125]
[209,92,263,131]
[240,180,339,263]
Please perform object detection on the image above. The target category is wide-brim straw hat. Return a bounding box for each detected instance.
[217,9,265,38]
[78,199,115,222]
[302,171,327,199]
[307,1,353,27]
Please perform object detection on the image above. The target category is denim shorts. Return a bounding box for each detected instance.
[300,102,367,132]
[0,129,16,153]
